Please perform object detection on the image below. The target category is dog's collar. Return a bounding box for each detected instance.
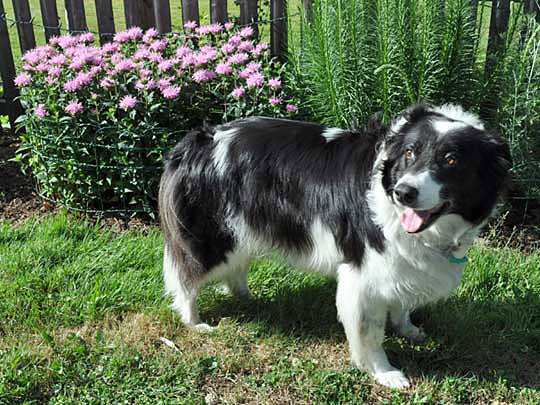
[449,255,468,264]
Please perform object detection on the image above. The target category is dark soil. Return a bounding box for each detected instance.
[1,130,540,246]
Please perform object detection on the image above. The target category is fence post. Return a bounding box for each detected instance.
[39,0,61,41]
[486,0,510,57]
[124,0,156,30]
[12,0,36,53]
[95,0,115,44]
[0,0,23,132]
[270,0,287,61]
[240,0,258,37]
[65,0,88,33]
[181,0,200,26]
[154,0,172,33]
[303,0,312,21]
[525,0,540,21]
[210,0,228,24]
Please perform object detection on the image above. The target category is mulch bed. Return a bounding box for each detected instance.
[1,130,540,247]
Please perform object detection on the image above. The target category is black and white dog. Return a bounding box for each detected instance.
[159,104,511,388]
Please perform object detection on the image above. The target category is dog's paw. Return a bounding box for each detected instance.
[217,284,253,298]
[189,323,217,333]
[374,370,410,389]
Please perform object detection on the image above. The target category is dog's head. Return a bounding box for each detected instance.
[380,104,512,233]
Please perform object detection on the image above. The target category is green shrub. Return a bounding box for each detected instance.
[15,24,298,216]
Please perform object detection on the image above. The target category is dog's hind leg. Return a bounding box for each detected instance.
[219,254,253,298]
[336,263,410,389]
[163,245,215,333]
[389,305,426,342]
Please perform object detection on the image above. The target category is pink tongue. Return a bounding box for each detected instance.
[401,208,429,233]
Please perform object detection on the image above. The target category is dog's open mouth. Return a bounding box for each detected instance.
[400,202,449,233]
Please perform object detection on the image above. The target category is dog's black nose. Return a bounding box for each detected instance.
[394,184,418,206]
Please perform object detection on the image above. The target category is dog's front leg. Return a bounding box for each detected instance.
[336,263,410,389]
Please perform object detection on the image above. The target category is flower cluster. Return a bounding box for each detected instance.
[16,24,298,120]
[15,23,299,215]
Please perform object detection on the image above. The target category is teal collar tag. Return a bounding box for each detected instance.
[449,255,468,264]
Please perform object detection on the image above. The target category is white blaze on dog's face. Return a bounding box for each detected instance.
[381,105,512,234]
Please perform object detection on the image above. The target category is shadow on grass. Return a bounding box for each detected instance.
[198,277,540,389]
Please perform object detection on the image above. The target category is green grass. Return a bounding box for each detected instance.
[1,213,540,403]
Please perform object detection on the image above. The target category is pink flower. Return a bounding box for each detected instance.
[240,27,254,37]
[65,101,83,115]
[22,64,35,71]
[246,62,261,72]
[184,21,197,31]
[102,42,121,54]
[269,97,281,106]
[193,69,216,82]
[22,50,40,64]
[50,55,67,65]
[119,95,137,110]
[146,80,157,90]
[14,73,32,87]
[139,68,151,79]
[239,69,251,79]
[115,59,135,72]
[158,78,172,90]
[76,72,93,85]
[286,104,298,113]
[150,39,167,52]
[269,78,281,89]
[246,72,264,88]
[134,48,151,60]
[35,104,48,118]
[162,86,180,99]
[127,27,143,40]
[225,22,235,30]
[100,78,115,88]
[143,28,158,42]
[197,24,222,35]
[135,80,145,90]
[36,63,49,72]
[114,31,131,43]
[58,35,78,49]
[221,43,236,54]
[158,59,174,72]
[228,35,242,46]
[148,52,162,63]
[176,46,191,58]
[231,87,245,98]
[238,41,254,52]
[228,52,249,65]
[215,63,232,75]
[64,79,81,92]
[48,66,61,77]
[78,32,94,43]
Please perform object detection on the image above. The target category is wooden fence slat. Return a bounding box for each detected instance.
[39,0,61,41]
[12,0,36,53]
[270,0,287,61]
[65,0,88,33]
[181,0,200,26]
[0,0,23,132]
[153,0,172,33]
[486,0,510,73]
[124,0,156,30]
[95,0,115,44]
[240,0,258,37]
[210,0,228,24]
[303,0,312,21]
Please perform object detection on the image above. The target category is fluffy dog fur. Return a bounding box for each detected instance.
[159,104,511,388]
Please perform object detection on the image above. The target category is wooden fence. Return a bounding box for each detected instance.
[0,0,539,134]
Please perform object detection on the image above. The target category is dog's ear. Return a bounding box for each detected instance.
[483,129,512,185]
[388,104,434,137]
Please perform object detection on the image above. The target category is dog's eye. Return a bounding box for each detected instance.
[404,149,415,160]
[445,154,458,167]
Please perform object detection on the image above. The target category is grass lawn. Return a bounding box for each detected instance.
[1,213,539,403]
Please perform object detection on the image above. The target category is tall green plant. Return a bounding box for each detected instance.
[290,0,481,127]
[495,15,540,198]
